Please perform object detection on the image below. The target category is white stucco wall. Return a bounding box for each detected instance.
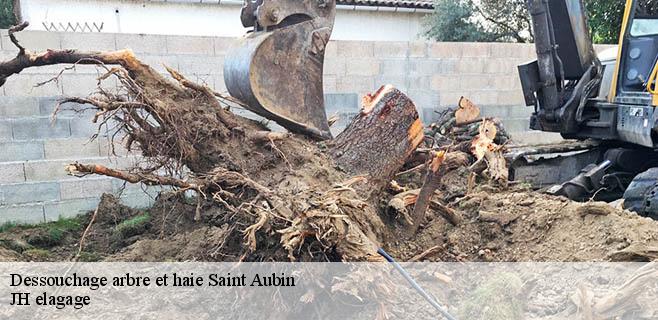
[18,0,430,41]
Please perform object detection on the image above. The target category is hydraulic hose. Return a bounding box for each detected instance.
[377,248,458,320]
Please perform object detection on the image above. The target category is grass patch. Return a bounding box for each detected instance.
[458,273,524,320]
[0,222,18,233]
[49,216,83,233]
[115,213,151,239]
[26,216,85,248]
[0,221,40,233]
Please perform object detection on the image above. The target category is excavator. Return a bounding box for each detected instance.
[223,0,658,219]
[513,0,658,219]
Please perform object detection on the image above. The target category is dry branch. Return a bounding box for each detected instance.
[410,151,469,232]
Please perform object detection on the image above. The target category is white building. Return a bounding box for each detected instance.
[17,0,434,41]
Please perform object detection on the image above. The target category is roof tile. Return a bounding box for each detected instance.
[337,0,435,9]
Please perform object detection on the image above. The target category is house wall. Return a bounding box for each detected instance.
[19,0,430,41]
[0,30,615,224]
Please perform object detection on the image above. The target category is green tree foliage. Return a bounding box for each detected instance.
[585,0,624,44]
[425,0,630,44]
[424,0,531,43]
[423,0,493,42]
[0,0,16,29]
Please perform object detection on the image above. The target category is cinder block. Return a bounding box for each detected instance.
[496,89,526,105]
[461,43,491,58]
[38,96,61,116]
[439,91,465,107]
[139,54,180,74]
[336,75,376,93]
[116,33,167,54]
[374,42,408,58]
[421,107,442,124]
[0,141,44,161]
[484,58,517,74]
[324,41,338,58]
[1,30,62,52]
[324,58,347,76]
[99,137,131,157]
[409,59,441,76]
[480,105,510,118]
[488,43,532,59]
[490,75,521,91]
[113,180,167,196]
[324,93,359,115]
[376,75,407,92]
[41,99,98,119]
[431,75,461,91]
[466,90,499,105]
[0,162,25,184]
[60,74,106,97]
[24,159,73,182]
[213,37,238,56]
[69,117,103,138]
[0,204,45,224]
[323,74,337,93]
[12,117,70,140]
[406,90,439,111]
[61,32,117,51]
[119,193,155,209]
[44,138,101,159]
[459,75,492,90]
[429,42,462,58]
[3,74,65,97]
[408,42,428,58]
[436,58,458,74]
[60,178,113,200]
[0,96,40,117]
[407,76,432,91]
[0,182,60,205]
[44,198,100,221]
[0,120,11,141]
[455,59,486,74]
[379,59,408,76]
[178,55,224,75]
[501,118,532,133]
[337,41,374,58]
[345,60,380,76]
[166,35,214,55]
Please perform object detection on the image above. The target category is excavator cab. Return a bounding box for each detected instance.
[519,0,658,146]
[223,0,336,140]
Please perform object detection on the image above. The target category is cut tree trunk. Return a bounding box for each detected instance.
[329,85,424,191]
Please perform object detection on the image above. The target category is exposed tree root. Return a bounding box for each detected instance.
[0,24,512,263]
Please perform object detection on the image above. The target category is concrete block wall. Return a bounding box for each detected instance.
[0,96,164,224]
[0,30,615,223]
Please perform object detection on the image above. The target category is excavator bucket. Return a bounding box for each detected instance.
[224,0,336,140]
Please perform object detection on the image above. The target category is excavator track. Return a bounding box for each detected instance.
[505,139,606,188]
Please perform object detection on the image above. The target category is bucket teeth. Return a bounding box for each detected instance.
[224,0,336,140]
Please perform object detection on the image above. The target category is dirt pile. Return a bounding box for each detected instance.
[2,178,658,263]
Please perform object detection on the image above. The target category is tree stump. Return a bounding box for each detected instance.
[329,85,424,191]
